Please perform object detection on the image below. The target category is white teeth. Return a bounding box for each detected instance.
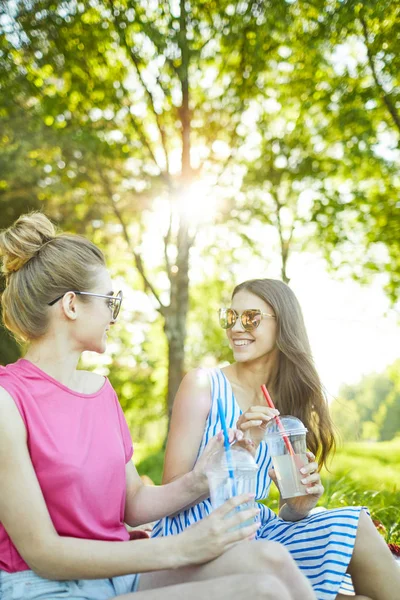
[234,340,252,346]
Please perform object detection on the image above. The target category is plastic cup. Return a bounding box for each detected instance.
[205,444,259,530]
[264,416,308,499]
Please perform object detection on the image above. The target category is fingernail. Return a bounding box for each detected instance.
[248,493,256,498]
[301,478,308,484]
[300,468,307,474]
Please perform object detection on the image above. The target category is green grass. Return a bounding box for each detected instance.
[265,439,400,544]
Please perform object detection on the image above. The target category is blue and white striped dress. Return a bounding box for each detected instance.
[152,368,364,599]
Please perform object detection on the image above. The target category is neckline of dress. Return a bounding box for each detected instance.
[217,367,243,415]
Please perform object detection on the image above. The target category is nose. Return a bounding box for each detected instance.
[231,314,245,332]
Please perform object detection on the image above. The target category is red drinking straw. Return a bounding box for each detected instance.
[261,384,296,457]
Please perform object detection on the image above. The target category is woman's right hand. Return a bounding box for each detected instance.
[177,493,260,565]
[236,405,279,448]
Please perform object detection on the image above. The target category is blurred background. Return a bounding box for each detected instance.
[0,0,399,544]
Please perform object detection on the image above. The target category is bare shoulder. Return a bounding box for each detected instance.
[0,384,21,414]
[0,385,26,440]
[77,370,106,394]
[173,368,211,415]
[180,367,211,392]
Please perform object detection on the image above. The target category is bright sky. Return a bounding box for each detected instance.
[280,254,399,399]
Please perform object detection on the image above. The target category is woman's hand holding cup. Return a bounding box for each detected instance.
[177,493,260,565]
[192,428,253,493]
[236,405,280,449]
[272,452,325,521]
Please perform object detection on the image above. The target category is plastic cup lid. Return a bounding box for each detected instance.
[264,415,308,437]
[205,444,258,473]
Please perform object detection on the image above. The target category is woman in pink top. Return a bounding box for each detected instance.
[0,212,315,600]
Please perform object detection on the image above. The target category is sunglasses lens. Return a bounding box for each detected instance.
[242,310,262,330]
[112,291,123,321]
[219,308,236,329]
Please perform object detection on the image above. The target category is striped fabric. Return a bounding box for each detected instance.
[152,368,364,599]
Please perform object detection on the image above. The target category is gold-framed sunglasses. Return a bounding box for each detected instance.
[48,290,123,322]
[218,308,275,331]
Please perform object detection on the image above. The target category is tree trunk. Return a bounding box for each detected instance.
[164,0,192,420]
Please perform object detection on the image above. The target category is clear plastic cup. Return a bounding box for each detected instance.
[264,416,309,499]
[205,444,259,529]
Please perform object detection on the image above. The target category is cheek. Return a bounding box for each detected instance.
[257,326,276,346]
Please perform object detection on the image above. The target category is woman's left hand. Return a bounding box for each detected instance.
[269,451,324,520]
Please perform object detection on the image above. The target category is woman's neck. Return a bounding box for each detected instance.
[24,338,81,387]
[230,352,279,394]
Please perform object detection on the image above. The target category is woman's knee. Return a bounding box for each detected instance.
[223,540,297,579]
[253,541,294,572]
[355,509,384,548]
[244,574,292,600]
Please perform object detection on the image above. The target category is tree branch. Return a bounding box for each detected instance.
[97,166,166,311]
[108,0,172,175]
[271,189,290,284]
[163,203,173,281]
[360,14,400,136]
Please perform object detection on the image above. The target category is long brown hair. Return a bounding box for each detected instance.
[233,278,335,468]
[0,212,105,343]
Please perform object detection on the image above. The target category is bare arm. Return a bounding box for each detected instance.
[0,386,257,580]
[123,460,207,526]
[161,368,212,485]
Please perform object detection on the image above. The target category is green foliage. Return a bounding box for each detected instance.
[135,447,165,486]
[331,360,400,442]
[1,0,399,303]
[0,325,20,366]
[186,273,234,368]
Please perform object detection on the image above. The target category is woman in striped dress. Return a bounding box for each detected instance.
[152,278,400,600]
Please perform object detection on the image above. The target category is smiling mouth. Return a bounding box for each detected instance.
[233,339,254,347]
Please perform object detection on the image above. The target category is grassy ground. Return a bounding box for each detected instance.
[136,439,400,544]
[266,439,400,544]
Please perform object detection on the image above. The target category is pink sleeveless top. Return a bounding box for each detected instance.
[0,359,134,573]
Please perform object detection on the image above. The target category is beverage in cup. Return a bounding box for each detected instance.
[205,444,259,529]
[264,416,308,499]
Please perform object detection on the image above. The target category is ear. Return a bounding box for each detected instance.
[61,292,78,321]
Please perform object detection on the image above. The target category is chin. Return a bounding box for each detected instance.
[97,342,107,354]
[83,341,107,354]
[233,351,252,362]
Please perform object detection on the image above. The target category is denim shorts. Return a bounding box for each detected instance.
[0,569,140,599]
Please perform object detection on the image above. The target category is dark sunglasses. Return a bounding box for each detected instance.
[218,308,275,331]
[48,290,123,322]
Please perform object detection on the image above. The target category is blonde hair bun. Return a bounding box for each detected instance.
[0,212,56,277]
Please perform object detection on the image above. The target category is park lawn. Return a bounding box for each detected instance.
[266,439,400,544]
